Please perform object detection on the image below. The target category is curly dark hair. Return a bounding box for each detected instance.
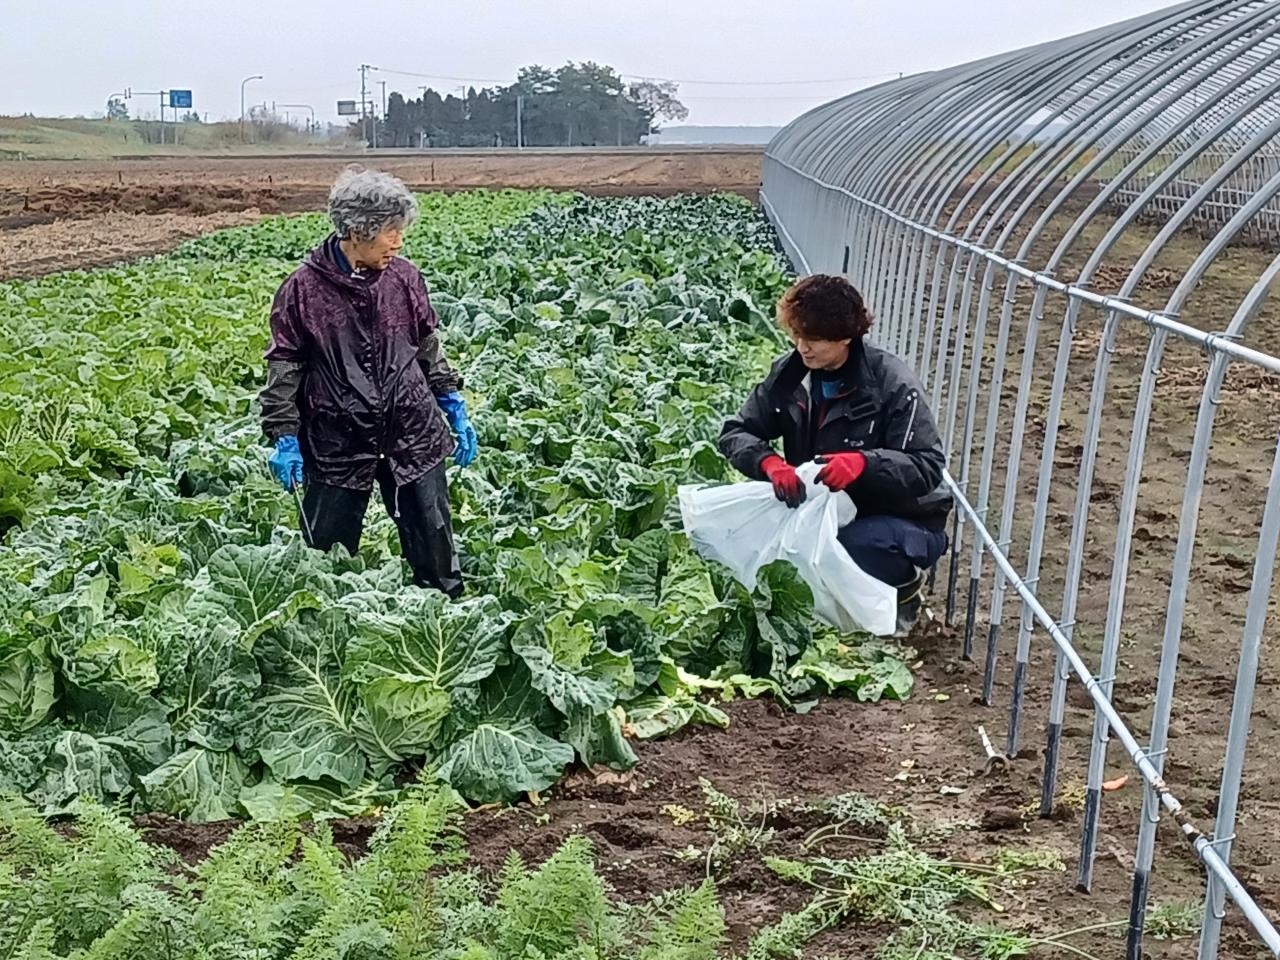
[777,274,874,341]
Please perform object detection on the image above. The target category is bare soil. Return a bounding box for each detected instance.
[0,149,763,221]
[0,209,263,280]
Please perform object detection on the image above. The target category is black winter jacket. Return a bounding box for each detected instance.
[719,341,953,530]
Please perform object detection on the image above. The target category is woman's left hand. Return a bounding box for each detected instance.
[437,391,478,467]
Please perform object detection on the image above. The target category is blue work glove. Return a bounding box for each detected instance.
[268,435,305,490]
[436,391,478,467]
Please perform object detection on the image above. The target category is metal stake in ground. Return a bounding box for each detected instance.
[293,484,314,547]
[977,724,1009,777]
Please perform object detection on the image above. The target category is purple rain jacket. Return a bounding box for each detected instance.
[259,236,462,490]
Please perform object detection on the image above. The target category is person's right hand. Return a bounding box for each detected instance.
[269,435,305,491]
[761,455,806,508]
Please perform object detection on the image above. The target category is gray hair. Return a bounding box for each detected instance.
[327,167,418,241]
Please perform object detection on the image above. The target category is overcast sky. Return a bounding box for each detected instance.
[6,0,1175,127]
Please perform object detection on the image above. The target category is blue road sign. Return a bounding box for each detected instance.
[169,89,192,109]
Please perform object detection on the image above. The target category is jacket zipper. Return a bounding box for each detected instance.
[367,290,387,461]
[801,372,814,462]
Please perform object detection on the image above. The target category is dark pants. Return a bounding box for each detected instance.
[838,514,949,588]
[300,460,463,598]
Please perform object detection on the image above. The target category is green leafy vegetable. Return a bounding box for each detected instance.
[139,747,249,822]
[253,609,367,789]
[437,666,574,803]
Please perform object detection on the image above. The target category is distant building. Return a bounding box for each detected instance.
[647,125,781,146]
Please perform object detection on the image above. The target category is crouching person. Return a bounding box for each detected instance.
[719,274,952,633]
[259,167,477,597]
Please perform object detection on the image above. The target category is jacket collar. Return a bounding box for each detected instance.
[304,234,384,291]
[773,338,869,400]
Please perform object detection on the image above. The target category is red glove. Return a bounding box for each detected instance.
[761,455,806,508]
[815,451,867,492]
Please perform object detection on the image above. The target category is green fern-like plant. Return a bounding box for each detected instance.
[740,898,842,960]
[0,800,176,958]
[75,883,195,960]
[496,835,618,959]
[0,795,66,867]
[0,785,758,960]
[434,870,502,950]
[191,817,303,958]
[272,831,351,954]
[698,779,775,873]
[7,917,59,960]
[359,783,466,912]
[638,879,726,960]
[287,784,468,960]
[288,885,388,960]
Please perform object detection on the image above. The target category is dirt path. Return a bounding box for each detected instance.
[913,201,1280,958]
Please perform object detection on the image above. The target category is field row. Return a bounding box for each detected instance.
[0,190,912,821]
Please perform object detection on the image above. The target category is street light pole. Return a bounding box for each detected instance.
[240,74,263,142]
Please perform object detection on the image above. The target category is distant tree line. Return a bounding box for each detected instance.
[372,62,688,148]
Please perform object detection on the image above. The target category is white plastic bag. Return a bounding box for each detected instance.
[678,462,898,636]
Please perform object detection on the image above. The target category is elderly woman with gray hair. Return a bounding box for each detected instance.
[259,167,476,597]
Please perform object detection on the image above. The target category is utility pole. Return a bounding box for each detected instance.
[158,91,169,145]
[415,86,430,149]
[516,94,524,149]
[359,63,371,147]
[134,90,167,145]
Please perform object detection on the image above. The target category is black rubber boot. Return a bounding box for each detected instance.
[895,570,927,638]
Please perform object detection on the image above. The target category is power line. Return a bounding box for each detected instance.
[369,63,901,90]
[370,65,506,85]
[621,71,901,86]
